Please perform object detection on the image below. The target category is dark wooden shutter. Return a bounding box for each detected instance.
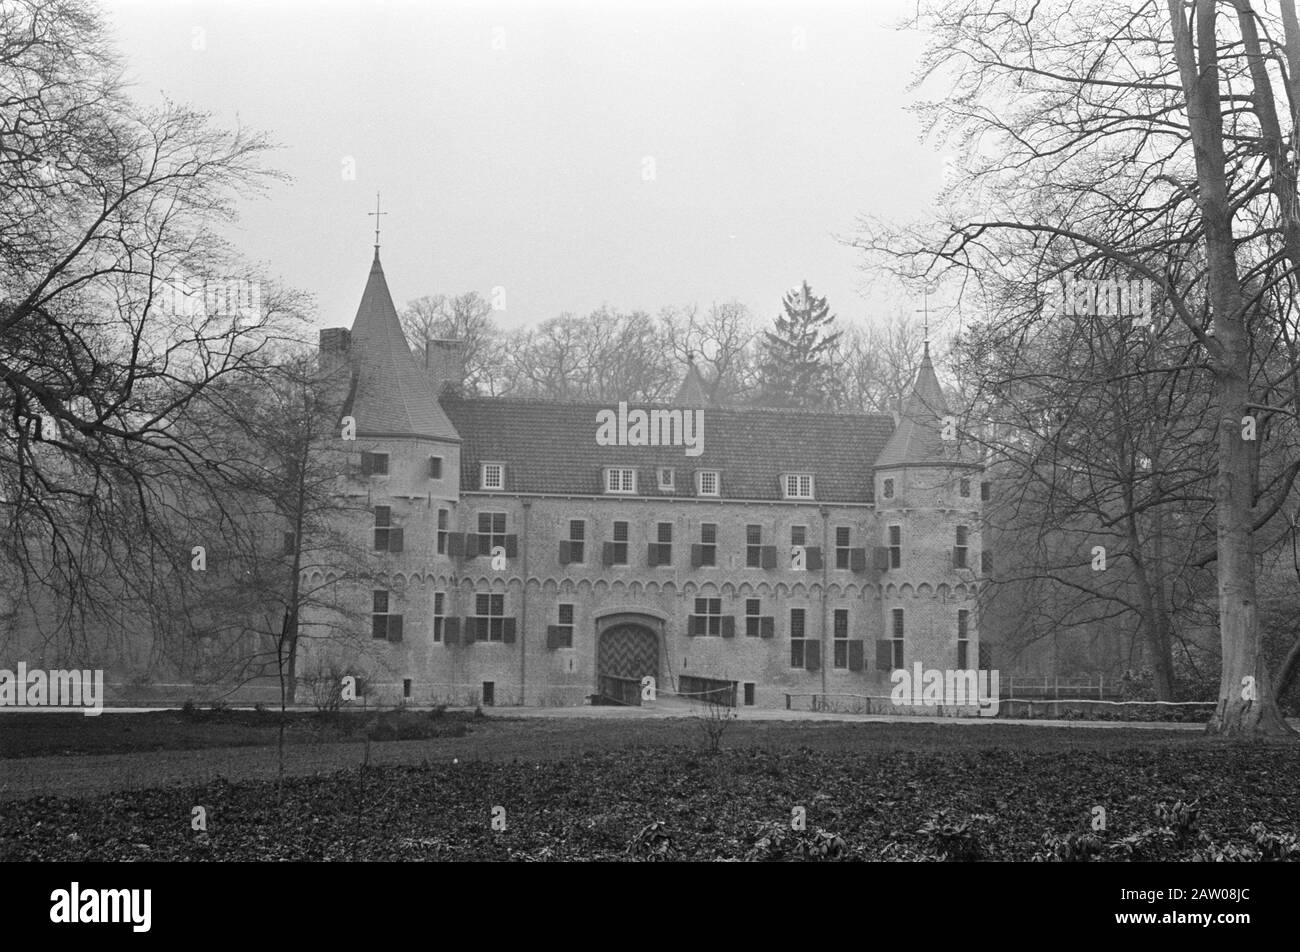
[602,541,616,566]
[444,617,460,645]
[848,640,864,671]
[804,641,820,672]
[720,616,735,638]
[505,535,518,558]
[388,528,403,553]
[647,543,660,567]
[464,533,479,558]
[873,547,891,570]
[502,618,517,644]
[981,551,992,574]
[687,615,700,636]
[360,451,373,476]
[559,540,572,565]
[760,616,775,639]
[387,615,403,643]
[282,531,295,556]
[850,548,867,573]
[546,625,561,649]
[761,545,777,569]
[463,617,477,644]
[876,640,893,670]
[690,544,704,567]
[448,533,464,557]
[805,546,823,571]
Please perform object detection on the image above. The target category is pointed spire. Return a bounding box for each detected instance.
[876,346,962,467]
[343,251,459,441]
[675,351,709,407]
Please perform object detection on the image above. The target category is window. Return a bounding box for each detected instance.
[436,509,449,555]
[372,590,402,642]
[791,525,806,547]
[954,525,969,569]
[608,521,629,565]
[696,470,720,496]
[743,682,755,706]
[478,511,507,553]
[959,477,971,498]
[567,520,586,564]
[889,608,905,668]
[746,524,763,567]
[783,473,814,499]
[361,451,389,476]
[835,526,852,569]
[957,609,970,668]
[789,608,809,667]
[833,609,849,668]
[883,477,895,499]
[693,597,722,636]
[373,505,391,551]
[745,598,762,637]
[481,462,504,491]
[981,481,991,502]
[889,525,902,569]
[649,521,672,566]
[658,467,675,491]
[605,467,636,494]
[429,456,443,479]
[475,593,506,641]
[433,592,445,642]
[403,678,412,699]
[694,523,717,567]
[556,603,574,648]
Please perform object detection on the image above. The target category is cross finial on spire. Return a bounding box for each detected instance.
[368,191,388,252]
[916,286,932,357]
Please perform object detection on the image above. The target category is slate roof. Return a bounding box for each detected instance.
[343,251,460,442]
[441,394,894,502]
[875,346,975,468]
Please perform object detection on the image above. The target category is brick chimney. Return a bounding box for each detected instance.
[425,337,467,395]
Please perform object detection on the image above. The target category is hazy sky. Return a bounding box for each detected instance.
[103,0,940,336]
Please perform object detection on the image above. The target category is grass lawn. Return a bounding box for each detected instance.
[2,713,1298,860]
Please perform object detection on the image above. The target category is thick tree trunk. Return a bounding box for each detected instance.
[1168,0,1292,735]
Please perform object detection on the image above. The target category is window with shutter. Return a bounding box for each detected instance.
[444,617,461,645]
[387,615,403,643]
[834,527,852,569]
[720,616,735,638]
[502,618,517,644]
[874,546,890,570]
[546,625,561,649]
[804,641,820,672]
[848,640,865,672]
[746,525,763,567]
[761,545,777,569]
[760,616,775,639]
[559,540,572,564]
[388,527,403,553]
[805,546,823,571]
[850,548,867,572]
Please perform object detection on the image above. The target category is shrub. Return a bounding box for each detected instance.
[915,810,993,861]
[628,821,676,861]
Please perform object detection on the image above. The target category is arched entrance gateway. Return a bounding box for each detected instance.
[596,620,660,706]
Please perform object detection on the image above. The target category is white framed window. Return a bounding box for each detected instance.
[605,467,637,494]
[696,470,720,496]
[480,462,505,491]
[782,473,814,499]
[658,466,675,491]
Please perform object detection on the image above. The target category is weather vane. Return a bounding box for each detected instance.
[368,191,387,251]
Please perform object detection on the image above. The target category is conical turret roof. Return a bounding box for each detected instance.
[876,345,969,468]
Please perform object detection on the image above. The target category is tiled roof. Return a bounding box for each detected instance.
[441,394,894,502]
[875,347,974,468]
[344,252,460,442]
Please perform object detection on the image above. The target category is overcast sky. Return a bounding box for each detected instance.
[104,0,940,336]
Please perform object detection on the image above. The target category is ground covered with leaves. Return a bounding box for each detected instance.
[3,738,1298,861]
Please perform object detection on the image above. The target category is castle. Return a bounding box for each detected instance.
[299,249,985,711]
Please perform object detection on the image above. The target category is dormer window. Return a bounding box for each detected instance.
[696,470,720,497]
[605,467,636,494]
[658,467,675,491]
[782,473,814,500]
[481,462,505,491]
